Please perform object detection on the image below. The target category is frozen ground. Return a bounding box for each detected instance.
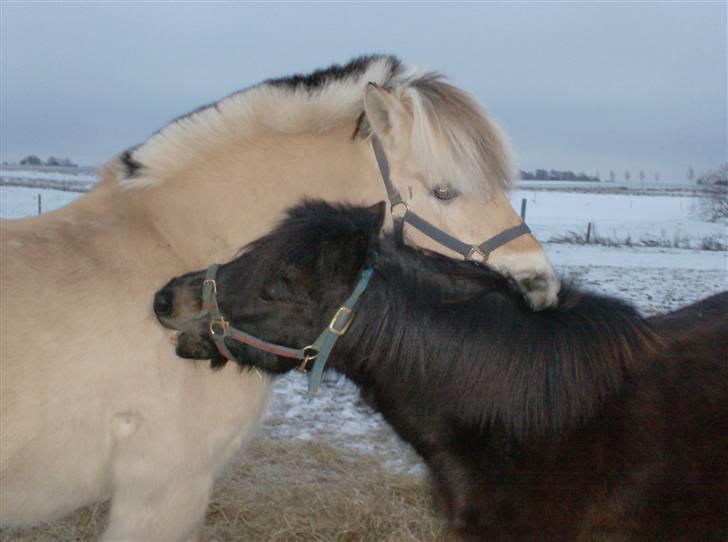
[2,184,726,478]
[0,168,96,182]
[511,189,726,249]
[0,186,81,219]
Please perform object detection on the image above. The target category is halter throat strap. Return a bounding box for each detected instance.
[201,264,373,397]
[371,136,531,261]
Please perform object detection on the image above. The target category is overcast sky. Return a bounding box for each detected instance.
[1,1,725,181]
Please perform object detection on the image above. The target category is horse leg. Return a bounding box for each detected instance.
[100,412,218,541]
[102,468,212,542]
[427,449,487,540]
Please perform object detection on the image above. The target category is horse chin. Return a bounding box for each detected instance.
[518,273,560,311]
[175,332,217,360]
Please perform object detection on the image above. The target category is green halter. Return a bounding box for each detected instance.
[201,264,374,397]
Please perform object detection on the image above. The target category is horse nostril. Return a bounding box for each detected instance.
[153,289,174,317]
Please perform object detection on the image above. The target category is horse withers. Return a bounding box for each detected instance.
[155,200,728,541]
[0,55,558,539]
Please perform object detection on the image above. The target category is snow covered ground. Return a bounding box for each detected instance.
[511,189,725,249]
[0,168,96,183]
[0,186,81,218]
[2,184,726,478]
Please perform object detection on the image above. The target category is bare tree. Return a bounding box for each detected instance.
[687,165,695,183]
[624,169,631,182]
[609,170,615,182]
[697,164,728,221]
[654,172,660,182]
[639,170,645,183]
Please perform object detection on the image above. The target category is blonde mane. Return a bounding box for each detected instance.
[111,55,515,194]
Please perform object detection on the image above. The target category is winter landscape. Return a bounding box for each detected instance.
[1,169,725,540]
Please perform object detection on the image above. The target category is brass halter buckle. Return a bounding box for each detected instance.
[202,278,218,294]
[297,345,319,373]
[328,306,353,336]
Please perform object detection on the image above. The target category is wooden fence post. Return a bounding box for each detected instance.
[520,198,527,220]
[586,222,592,244]
[37,193,42,215]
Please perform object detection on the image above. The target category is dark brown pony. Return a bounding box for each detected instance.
[155,201,728,541]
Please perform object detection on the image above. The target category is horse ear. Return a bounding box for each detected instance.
[362,201,386,242]
[363,83,410,145]
[317,230,371,287]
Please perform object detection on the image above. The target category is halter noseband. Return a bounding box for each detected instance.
[371,136,531,262]
[200,263,373,396]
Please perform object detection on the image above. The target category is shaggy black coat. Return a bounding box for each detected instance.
[155,201,728,541]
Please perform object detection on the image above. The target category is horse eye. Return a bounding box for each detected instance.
[434,185,456,200]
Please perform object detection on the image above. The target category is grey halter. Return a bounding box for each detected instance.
[371,137,531,262]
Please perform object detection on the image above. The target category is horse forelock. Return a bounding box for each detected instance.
[403,73,517,196]
[109,55,516,196]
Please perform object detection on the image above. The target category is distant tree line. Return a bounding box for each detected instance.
[696,163,727,186]
[19,155,77,167]
[519,169,600,182]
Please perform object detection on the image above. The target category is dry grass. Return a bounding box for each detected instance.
[0,438,445,542]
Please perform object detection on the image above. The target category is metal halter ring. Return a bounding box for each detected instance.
[466,246,488,263]
[209,315,228,337]
[297,345,319,373]
[203,278,217,294]
[390,201,408,219]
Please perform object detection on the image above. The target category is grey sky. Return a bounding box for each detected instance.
[1,1,725,181]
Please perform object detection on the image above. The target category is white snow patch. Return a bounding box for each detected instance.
[1,169,96,182]
[545,243,727,271]
[0,186,80,219]
[510,189,726,249]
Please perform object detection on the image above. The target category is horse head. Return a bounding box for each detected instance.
[361,79,559,309]
[154,201,386,372]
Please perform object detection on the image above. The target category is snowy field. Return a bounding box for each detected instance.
[0,167,96,183]
[0,186,81,218]
[2,183,726,480]
[514,188,726,250]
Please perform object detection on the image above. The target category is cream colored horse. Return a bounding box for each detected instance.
[0,55,558,540]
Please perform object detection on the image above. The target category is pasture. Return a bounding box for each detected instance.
[0,180,724,540]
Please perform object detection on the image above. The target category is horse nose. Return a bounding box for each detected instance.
[153,288,174,318]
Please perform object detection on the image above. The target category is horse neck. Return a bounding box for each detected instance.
[327,250,660,439]
[130,128,380,269]
[325,246,490,380]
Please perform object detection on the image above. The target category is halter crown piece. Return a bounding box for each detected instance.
[201,264,373,397]
[371,136,532,262]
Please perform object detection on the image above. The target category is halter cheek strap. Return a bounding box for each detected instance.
[201,264,373,397]
[371,136,531,261]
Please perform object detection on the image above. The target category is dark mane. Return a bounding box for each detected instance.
[266,54,402,91]
[253,201,663,438]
